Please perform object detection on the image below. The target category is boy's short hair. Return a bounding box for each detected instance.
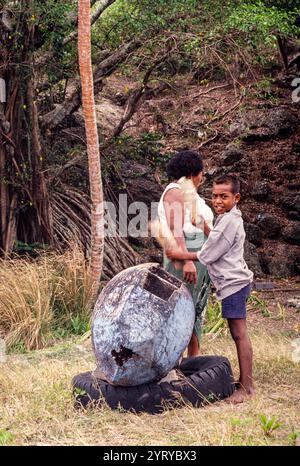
[167,150,203,180]
[213,174,240,194]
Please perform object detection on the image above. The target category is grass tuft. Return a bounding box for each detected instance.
[0,247,92,350]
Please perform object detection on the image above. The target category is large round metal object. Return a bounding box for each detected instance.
[92,263,195,386]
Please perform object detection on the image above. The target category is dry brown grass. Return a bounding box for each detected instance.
[0,328,299,446]
[0,248,92,350]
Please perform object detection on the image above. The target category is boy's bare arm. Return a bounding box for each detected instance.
[166,219,211,262]
[166,247,198,262]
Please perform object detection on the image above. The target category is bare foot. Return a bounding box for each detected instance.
[226,387,254,404]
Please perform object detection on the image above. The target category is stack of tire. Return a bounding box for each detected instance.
[72,355,234,414]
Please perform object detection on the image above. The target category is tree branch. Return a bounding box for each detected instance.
[35,0,119,68]
[40,38,141,130]
[109,57,166,140]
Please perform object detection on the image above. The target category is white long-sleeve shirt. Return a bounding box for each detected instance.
[197,205,253,300]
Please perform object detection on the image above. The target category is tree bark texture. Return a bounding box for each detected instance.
[78,0,104,302]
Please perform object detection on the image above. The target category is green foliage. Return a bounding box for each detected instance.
[260,414,282,436]
[107,132,173,170]
[94,0,197,48]
[33,1,74,48]
[74,387,87,397]
[225,1,299,43]
[203,297,226,334]
[6,0,77,83]
[7,342,27,354]
[93,0,230,54]
[250,77,279,103]
[70,315,90,336]
[92,0,300,83]
[248,295,270,317]
[287,429,299,446]
[0,429,14,446]
[13,241,49,255]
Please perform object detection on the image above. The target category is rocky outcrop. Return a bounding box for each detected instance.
[262,243,299,277]
[282,222,300,245]
[251,181,271,202]
[220,146,246,166]
[282,194,300,220]
[244,241,264,277]
[230,108,298,141]
[244,223,263,246]
[257,213,281,239]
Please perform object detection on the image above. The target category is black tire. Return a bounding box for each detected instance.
[72,355,235,414]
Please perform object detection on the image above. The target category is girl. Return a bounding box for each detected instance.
[157,150,213,356]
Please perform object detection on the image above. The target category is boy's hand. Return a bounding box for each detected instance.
[165,246,186,261]
[183,261,197,284]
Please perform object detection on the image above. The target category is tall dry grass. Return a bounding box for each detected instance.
[0,248,93,350]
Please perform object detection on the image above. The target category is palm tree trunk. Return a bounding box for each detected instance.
[78,0,104,303]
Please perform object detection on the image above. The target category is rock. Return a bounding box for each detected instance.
[76,97,125,135]
[257,213,281,238]
[200,187,213,201]
[238,176,250,195]
[282,222,300,245]
[92,263,195,386]
[229,108,298,141]
[220,147,246,166]
[229,121,245,137]
[262,108,298,138]
[95,99,124,133]
[244,241,264,277]
[231,159,250,175]
[205,167,222,180]
[75,98,125,135]
[244,223,263,246]
[282,194,300,220]
[116,158,162,206]
[122,161,151,179]
[287,298,300,311]
[263,243,298,277]
[275,74,298,89]
[113,91,127,106]
[268,259,296,277]
[158,369,180,384]
[251,181,271,202]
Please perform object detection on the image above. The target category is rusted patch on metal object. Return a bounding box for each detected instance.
[92,263,195,386]
[111,346,136,367]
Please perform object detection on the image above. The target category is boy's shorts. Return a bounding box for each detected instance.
[221,283,251,319]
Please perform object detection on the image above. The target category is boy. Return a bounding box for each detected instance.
[166,174,254,403]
